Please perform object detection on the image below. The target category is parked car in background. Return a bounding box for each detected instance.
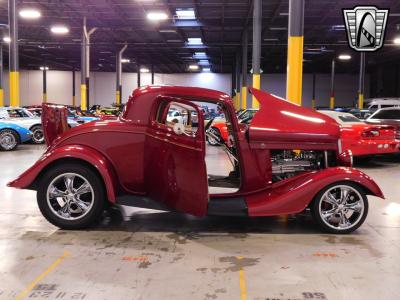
[0,122,32,151]
[207,109,259,146]
[93,107,120,120]
[0,107,79,144]
[366,107,400,139]
[319,110,400,156]
[365,98,400,112]
[349,108,372,120]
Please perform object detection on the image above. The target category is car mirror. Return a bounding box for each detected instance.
[173,122,185,135]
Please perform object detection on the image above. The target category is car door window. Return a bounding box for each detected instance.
[371,110,400,119]
[156,100,199,136]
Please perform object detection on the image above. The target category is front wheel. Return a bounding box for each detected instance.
[310,182,368,234]
[206,127,222,146]
[37,163,106,229]
[31,125,44,144]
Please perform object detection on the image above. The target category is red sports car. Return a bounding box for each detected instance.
[8,87,383,234]
[319,111,400,156]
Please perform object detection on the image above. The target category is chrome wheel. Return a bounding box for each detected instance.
[46,173,94,220]
[0,131,17,151]
[319,185,365,231]
[32,127,44,144]
[207,128,221,146]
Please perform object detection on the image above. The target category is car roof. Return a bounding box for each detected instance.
[377,107,400,111]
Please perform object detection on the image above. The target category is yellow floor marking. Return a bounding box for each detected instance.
[237,256,247,300]
[15,251,70,300]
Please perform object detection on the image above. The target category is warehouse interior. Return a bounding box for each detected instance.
[1,1,400,300]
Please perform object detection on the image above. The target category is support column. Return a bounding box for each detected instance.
[330,59,335,109]
[312,73,316,109]
[80,17,96,111]
[9,0,19,107]
[137,60,141,88]
[80,19,87,111]
[151,64,155,84]
[286,0,304,105]
[0,45,3,106]
[116,44,127,105]
[358,52,366,109]
[72,68,76,106]
[241,29,248,109]
[42,67,47,102]
[235,50,241,109]
[252,0,262,108]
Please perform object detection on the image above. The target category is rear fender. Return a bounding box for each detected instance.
[246,167,384,216]
[7,145,118,203]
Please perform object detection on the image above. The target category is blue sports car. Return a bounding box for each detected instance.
[0,122,32,151]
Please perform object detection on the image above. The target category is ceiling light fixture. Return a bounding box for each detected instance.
[140,68,150,73]
[269,27,287,31]
[189,64,199,70]
[147,12,168,21]
[19,8,41,19]
[394,37,400,44]
[40,66,49,70]
[50,25,69,34]
[3,37,11,43]
[338,54,351,60]
[202,68,211,72]
[121,58,131,63]
[176,8,195,20]
[187,37,203,45]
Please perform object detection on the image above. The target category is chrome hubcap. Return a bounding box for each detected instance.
[46,173,94,220]
[319,185,364,231]
[33,128,44,143]
[0,133,16,150]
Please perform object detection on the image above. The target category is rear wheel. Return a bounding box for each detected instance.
[30,125,44,144]
[0,129,18,151]
[311,182,368,234]
[37,163,106,229]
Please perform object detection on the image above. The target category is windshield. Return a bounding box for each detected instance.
[338,115,362,123]
[370,110,400,120]
[7,108,34,118]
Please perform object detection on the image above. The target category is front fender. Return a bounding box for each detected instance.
[246,167,384,217]
[7,145,118,203]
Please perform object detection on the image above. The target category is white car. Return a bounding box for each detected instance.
[0,107,78,144]
[365,98,400,112]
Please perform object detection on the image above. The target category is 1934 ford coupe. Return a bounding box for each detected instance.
[8,86,384,233]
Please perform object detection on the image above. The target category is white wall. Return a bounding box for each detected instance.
[1,70,367,108]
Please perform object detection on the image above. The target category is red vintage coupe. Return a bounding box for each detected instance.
[8,86,384,233]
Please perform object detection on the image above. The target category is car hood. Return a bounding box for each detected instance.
[248,88,340,150]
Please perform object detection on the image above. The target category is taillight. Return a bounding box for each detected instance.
[362,129,380,137]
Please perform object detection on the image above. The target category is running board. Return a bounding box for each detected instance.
[207,197,248,216]
[116,195,172,211]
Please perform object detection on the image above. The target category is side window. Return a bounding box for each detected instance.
[155,100,199,135]
[369,105,378,111]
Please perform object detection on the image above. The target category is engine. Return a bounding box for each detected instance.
[271,150,327,182]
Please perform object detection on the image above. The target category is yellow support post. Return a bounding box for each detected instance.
[330,96,335,109]
[358,93,364,109]
[312,99,316,109]
[80,84,87,111]
[241,87,247,109]
[116,90,121,105]
[10,71,20,107]
[286,0,304,105]
[252,74,260,108]
[43,93,47,103]
[0,89,3,106]
[286,36,304,105]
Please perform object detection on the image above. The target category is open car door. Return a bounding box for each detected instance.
[144,96,209,216]
[41,103,69,145]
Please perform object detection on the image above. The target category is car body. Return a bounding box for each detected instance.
[365,98,400,112]
[319,110,400,156]
[0,121,32,151]
[8,86,384,234]
[0,107,79,144]
[366,107,400,139]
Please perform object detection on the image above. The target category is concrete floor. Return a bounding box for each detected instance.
[1,144,400,300]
